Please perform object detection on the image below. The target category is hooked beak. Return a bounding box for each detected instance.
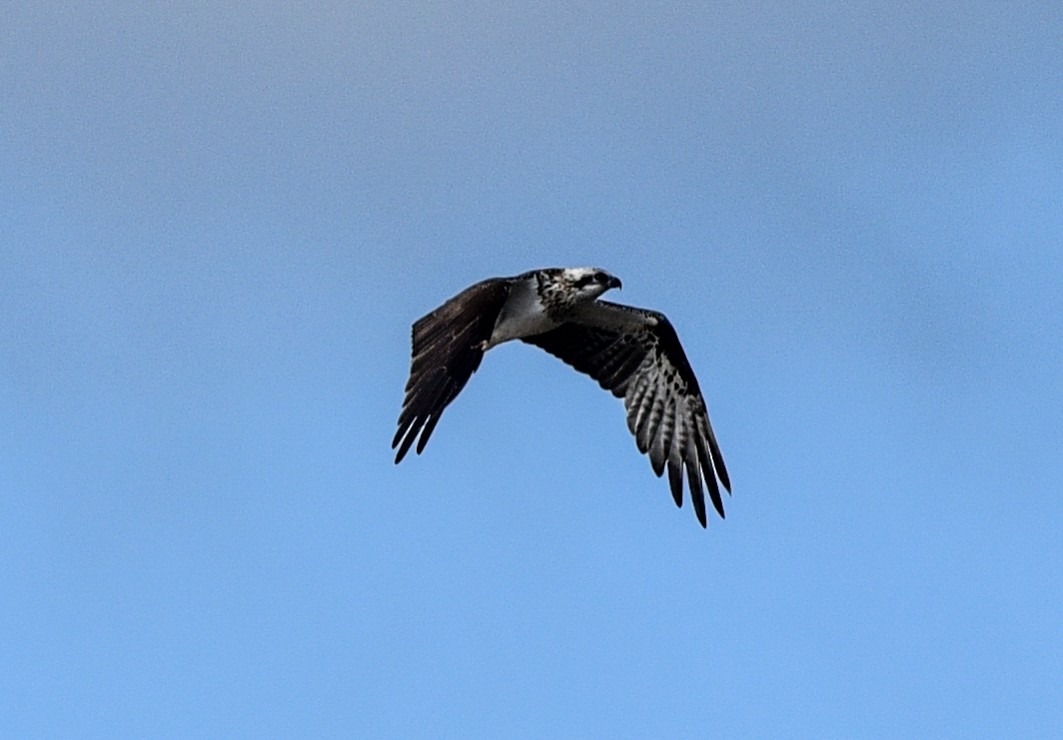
[607,275,622,290]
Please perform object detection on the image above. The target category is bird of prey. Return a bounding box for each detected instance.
[392,267,732,527]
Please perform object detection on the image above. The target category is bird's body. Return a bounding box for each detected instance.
[393,267,731,527]
[484,274,560,348]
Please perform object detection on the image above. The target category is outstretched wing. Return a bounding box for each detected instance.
[522,301,731,527]
[393,278,513,463]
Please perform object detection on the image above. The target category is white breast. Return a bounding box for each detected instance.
[486,278,559,348]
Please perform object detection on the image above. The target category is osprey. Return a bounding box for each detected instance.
[393,267,732,527]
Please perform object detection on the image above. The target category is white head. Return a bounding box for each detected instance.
[559,267,623,300]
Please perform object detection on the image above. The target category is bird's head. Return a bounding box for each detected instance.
[559,267,623,301]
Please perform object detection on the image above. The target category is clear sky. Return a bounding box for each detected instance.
[3,3,1061,737]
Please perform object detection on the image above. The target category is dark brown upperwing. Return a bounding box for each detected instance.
[393,278,513,462]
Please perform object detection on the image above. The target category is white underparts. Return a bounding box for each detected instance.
[485,278,559,348]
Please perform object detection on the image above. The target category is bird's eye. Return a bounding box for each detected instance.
[594,272,608,283]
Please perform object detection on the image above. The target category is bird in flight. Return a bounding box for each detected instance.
[392,267,731,527]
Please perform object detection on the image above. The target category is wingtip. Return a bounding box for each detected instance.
[393,428,417,464]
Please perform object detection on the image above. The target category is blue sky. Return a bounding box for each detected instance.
[3,3,1062,737]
